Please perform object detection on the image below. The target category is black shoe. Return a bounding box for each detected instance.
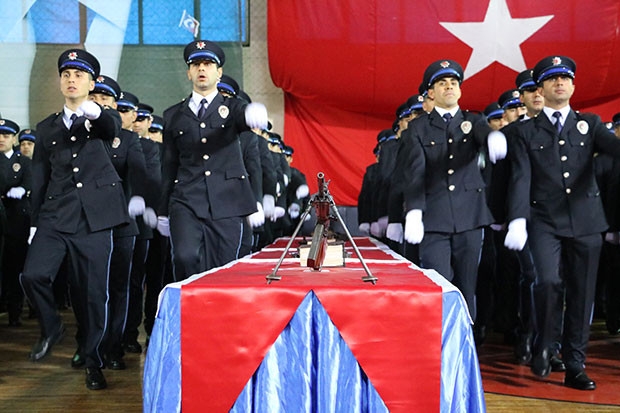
[564,371,596,390]
[550,354,566,372]
[606,318,620,336]
[531,348,551,378]
[30,324,66,361]
[106,355,126,370]
[71,349,85,368]
[85,367,107,390]
[514,334,532,365]
[123,340,142,354]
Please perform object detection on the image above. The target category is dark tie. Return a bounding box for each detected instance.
[443,113,453,124]
[552,111,562,133]
[197,98,207,119]
[69,113,78,128]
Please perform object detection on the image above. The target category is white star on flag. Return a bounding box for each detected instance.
[440,0,554,79]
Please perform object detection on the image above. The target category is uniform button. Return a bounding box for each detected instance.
[174,179,179,183]
[200,122,206,128]
[113,154,117,158]
[449,154,454,159]
[203,154,209,160]
[179,131,184,135]
[52,141,57,145]
[205,170,211,176]
[580,142,585,146]
[561,155,567,161]
[201,138,207,143]
[463,138,467,142]
[76,182,83,188]
[566,188,571,194]
[563,172,570,178]
[73,167,79,173]
[430,141,435,145]
[448,138,453,143]
[448,169,454,175]
[448,185,455,191]
[241,175,246,179]
[73,153,78,158]
[70,136,77,141]
[559,140,565,146]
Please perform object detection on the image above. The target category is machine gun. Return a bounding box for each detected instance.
[266,172,377,284]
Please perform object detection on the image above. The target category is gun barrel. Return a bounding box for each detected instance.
[317,172,326,198]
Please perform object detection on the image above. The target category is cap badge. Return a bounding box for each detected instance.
[25,129,31,133]
[461,120,472,134]
[12,163,21,172]
[418,95,424,102]
[440,61,450,68]
[68,51,78,60]
[577,120,589,135]
[218,105,229,119]
[97,76,105,83]
[112,137,121,148]
[552,56,562,66]
[0,120,4,126]
[119,92,124,99]
[196,41,206,49]
[512,90,520,98]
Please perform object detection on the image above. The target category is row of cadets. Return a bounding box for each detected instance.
[157,40,269,281]
[281,143,309,236]
[0,118,31,328]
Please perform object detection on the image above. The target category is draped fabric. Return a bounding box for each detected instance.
[267,0,620,205]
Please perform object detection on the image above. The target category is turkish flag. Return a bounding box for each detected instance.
[268,0,620,205]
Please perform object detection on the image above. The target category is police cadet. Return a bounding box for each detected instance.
[0,118,31,327]
[86,75,152,369]
[503,55,620,390]
[20,49,129,390]
[18,129,36,159]
[392,59,507,321]
[158,40,268,280]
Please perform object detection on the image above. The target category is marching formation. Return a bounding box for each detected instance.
[0,40,308,390]
[358,55,620,391]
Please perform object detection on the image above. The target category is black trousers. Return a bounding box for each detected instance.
[419,228,484,321]
[528,225,601,373]
[20,223,113,368]
[2,233,28,322]
[169,202,244,281]
[124,238,149,344]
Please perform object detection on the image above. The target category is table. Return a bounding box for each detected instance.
[143,238,485,412]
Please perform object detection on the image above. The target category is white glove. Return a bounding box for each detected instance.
[28,227,37,245]
[262,194,275,219]
[244,102,268,130]
[404,209,424,244]
[605,232,620,245]
[370,222,384,238]
[78,100,102,120]
[490,223,505,232]
[358,222,370,235]
[288,203,300,219]
[6,186,26,199]
[377,216,389,233]
[283,174,289,187]
[386,223,404,243]
[143,207,157,228]
[487,130,507,164]
[296,184,309,199]
[504,218,527,251]
[157,216,170,237]
[247,202,265,228]
[127,196,146,218]
[272,206,286,222]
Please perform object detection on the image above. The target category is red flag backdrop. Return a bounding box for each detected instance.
[268,0,620,205]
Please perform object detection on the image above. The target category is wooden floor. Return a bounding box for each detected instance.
[1,309,618,412]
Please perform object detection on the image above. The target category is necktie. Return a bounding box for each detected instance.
[197,98,207,119]
[443,113,453,124]
[69,113,78,128]
[552,111,562,133]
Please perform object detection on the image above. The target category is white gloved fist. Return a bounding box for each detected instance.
[288,203,300,219]
[386,223,404,243]
[377,216,389,233]
[157,216,170,237]
[490,223,505,232]
[296,184,309,199]
[143,207,157,228]
[604,232,620,245]
[358,222,370,235]
[247,202,265,228]
[504,217,528,251]
[404,209,424,244]
[28,227,37,245]
[6,186,26,199]
[487,130,507,164]
[127,196,146,218]
[262,194,276,220]
[244,102,268,130]
[370,221,384,238]
[78,100,102,120]
[272,206,286,222]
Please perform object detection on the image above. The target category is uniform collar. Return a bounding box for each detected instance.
[3,149,14,159]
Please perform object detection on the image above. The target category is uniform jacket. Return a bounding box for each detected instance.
[394,108,493,233]
[507,110,620,237]
[0,151,32,238]
[136,138,161,240]
[358,162,379,225]
[160,93,256,219]
[31,107,129,233]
